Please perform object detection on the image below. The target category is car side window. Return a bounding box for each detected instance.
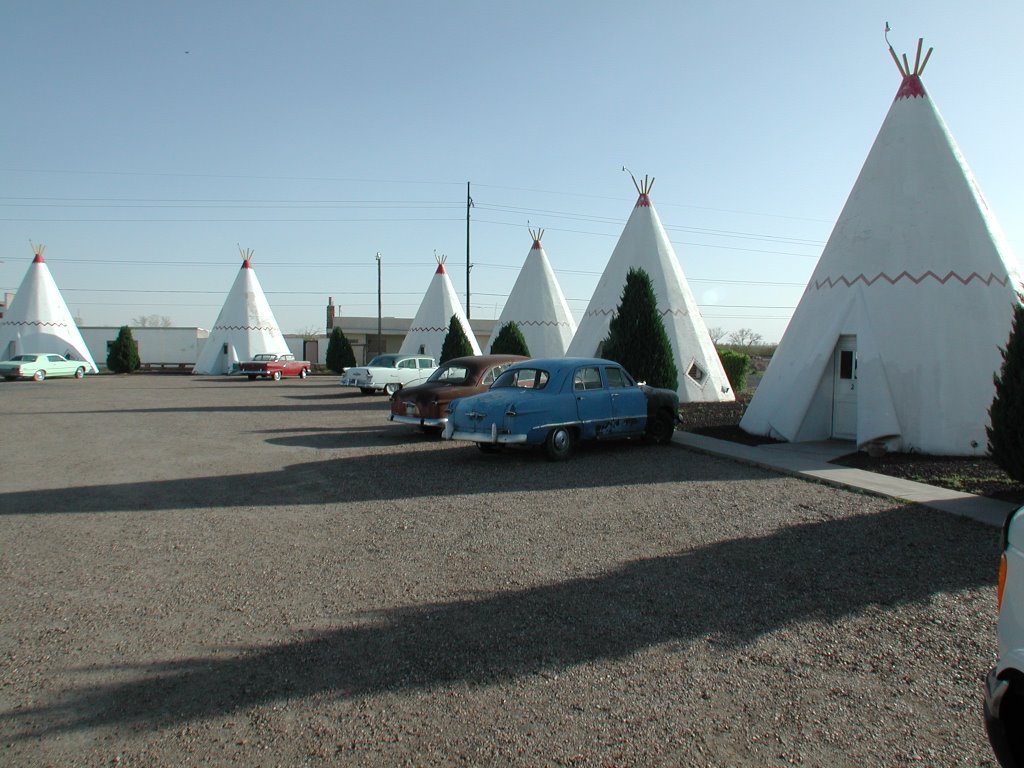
[605,367,629,388]
[482,368,495,385]
[49,354,64,362]
[574,367,603,391]
[398,359,415,369]
[419,358,434,369]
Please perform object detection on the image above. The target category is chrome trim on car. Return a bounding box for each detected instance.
[444,429,528,445]
[388,414,447,427]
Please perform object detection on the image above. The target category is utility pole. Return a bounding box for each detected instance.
[376,252,382,357]
[466,181,473,319]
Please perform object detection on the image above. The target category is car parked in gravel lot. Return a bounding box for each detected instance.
[441,357,679,460]
[238,353,310,381]
[985,504,1024,767]
[388,354,527,431]
[340,354,437,395]
[0,353,90,381]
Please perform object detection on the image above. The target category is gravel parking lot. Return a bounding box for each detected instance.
[0,375,1003,766]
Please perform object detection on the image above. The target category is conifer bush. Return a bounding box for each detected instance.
[988,292,1024,483]
[718,348,751,393]
[107,325,140,373]
[600,267,678,390]
[440,315,474,363]
[490,322,530,356]
[325,327,356,373]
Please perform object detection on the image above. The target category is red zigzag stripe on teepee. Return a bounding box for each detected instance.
[408,325,451,333]
[582,308,692,319]
[1,320,71,328]
[508,320,575,328]
[811,270,1010,290]
[212,325,280,331]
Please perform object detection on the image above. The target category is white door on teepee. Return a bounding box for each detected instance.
[831,335,857,439]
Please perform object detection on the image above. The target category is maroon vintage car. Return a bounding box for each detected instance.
[238,353,311,381]
[387,354,527,430]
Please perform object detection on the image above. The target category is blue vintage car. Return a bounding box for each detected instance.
[441,357,680,460]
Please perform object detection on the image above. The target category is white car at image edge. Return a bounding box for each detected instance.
[985,504,1024,767]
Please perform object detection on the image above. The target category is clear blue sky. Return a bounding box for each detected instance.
[2,0,1021,343]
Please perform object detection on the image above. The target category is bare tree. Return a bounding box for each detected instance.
[707,326,727,345]
[727,328,764,348]
[132,314,173,328]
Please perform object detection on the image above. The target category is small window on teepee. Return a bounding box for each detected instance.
[687,360,708,387]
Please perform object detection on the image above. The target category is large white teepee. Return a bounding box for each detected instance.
[0,245,98,371]
[741,40,1023,455]
[399,255,481,358]
[193,250,290,374]
[566,176,734,402]
[484,229,576,357]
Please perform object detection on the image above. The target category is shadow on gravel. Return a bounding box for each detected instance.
[52,398,387,415]
[0,443,764,515]
[0,505,995,738]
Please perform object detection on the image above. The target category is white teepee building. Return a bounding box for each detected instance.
[399,255,481,359]
[0,245,98,371]
[484,229,576,357]
[740,40,1022,455]
[566,176,734,402]
[193,250,290,374]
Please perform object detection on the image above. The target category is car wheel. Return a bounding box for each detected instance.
[33,370,46,382]
[272,370,282,381]
[74,367,86,379]
[247,375,257,381]
[4,376,16,381]
[477,443,502,453]
[384,382,400,396]
[646,408,676,445]
[299,368,308,379]
[544,426,575,461]
[359,387,374,395]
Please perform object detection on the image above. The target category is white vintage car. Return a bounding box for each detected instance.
[985,504,1024,766]
[339,354,437,395]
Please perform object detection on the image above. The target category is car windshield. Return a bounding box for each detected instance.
[427,364,472,384]
[492,367,550,390]
[252,354,277,361]
[367,355,399,368]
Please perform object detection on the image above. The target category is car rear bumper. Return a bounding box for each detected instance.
[985,666,1022,768]
[388,414,447,428]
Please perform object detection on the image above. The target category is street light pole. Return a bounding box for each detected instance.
[376,252,382,356]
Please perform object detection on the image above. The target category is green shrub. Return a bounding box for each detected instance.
[107,325,140,373]
[440,315,474,363]
[718,348,751,392]
[988,292,1024,482]
[490,322,530,356]
[600,267,678,390]
[325,327,356,373]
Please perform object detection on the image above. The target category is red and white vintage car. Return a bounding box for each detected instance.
[238,353,311,381]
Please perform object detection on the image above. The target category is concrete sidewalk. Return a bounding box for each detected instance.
[673,431,1018,528]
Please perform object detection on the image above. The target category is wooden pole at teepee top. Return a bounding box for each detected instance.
[888,45,906,75]
[919,46,933,75]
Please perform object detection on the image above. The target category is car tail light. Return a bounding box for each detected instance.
[997,552,1007,613]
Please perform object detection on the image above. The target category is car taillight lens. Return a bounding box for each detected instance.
[997,552,1007,612]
